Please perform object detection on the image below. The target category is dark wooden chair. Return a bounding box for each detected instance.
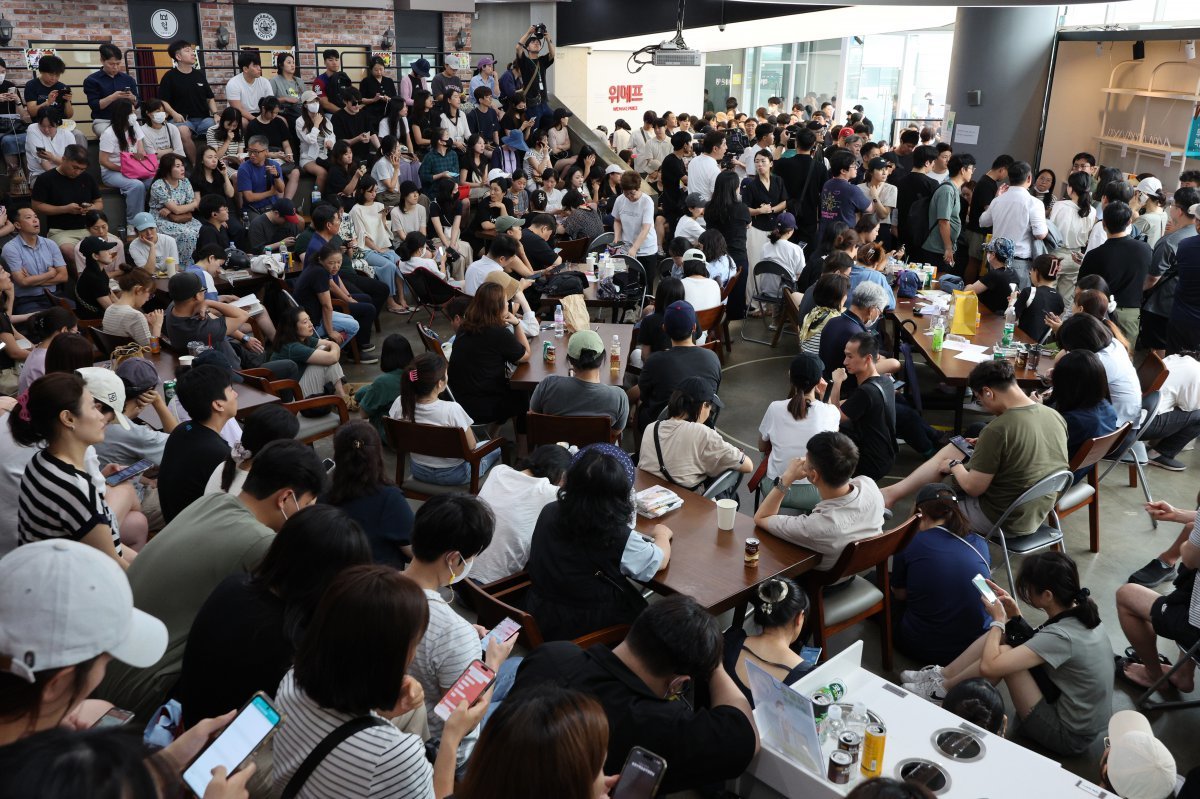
[1056,423,1132,553]
[1136,351,1168,396]
[458,573,545,650]
[719,266,745,353]
[236,370,349,443]
[87,327,134,356]
[801,515,921,671]
[573,624,630,648]
[383,417,503,499]
[556,237,589,264]
[694,305,725,363]
[526,411,617,449]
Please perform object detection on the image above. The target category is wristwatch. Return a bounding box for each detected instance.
[946,459,963,471]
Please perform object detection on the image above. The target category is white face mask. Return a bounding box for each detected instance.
[0,72,6,82]
[306,102,320,113]
[150,112,166,124]
[447,554,474,585]
[128,113,139,126]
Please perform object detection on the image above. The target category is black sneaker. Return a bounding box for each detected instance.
[360,344,377,353]
[1128,559,1177,587]
[1148,454,1186,472]
[356,354,380,365]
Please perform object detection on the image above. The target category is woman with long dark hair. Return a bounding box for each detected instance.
[724,577,812,702]
[269,305,348,399]
[757,353,839,511]
[297,90,335,191]
[177,505,372,727]
[16,306,76,396]
[1037,349,1116,481]
[97,98,151,232]
[204,404,299,496]
[941,678,1007,734]
[637,276,686,360]
[73,236,120,319]
[353,333,415,437]
[205,106,244,168]
[447,283,531,431]
[1048,171,1096,298]
[705,170,752,318]
[323,421,413,566]
[1055,312,1139,425]
[526,444,672,640]
[455,686,611,799]
[903,551,1111,756]
[408,89,435,154]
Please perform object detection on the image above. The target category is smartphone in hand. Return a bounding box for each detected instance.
[434,660,496,721]
[949,436,974,460]
[105,458,154,486]
[181,692,281,797]
[480,617,521,653]
[971,573,998,605]
[611,746,668,799]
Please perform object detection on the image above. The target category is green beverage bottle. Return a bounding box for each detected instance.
[932,323,944,352]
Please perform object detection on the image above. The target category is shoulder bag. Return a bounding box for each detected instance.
[280,716,390,799]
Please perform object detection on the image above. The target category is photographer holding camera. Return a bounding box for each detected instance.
[516,24,555,128]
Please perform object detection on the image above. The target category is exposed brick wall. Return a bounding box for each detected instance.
[295,6,395,63]
[197,3,237,102]
[442,12,473,79]
[0,0,134,86]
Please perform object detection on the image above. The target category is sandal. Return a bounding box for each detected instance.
[1122,646,1171,666]
[386,306,415,315]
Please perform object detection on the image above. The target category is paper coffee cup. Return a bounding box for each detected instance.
[178,355,194,368]
[716,498,738,531]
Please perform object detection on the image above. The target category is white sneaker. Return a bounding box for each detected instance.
[903,680,946,704]
[899,665,943,685]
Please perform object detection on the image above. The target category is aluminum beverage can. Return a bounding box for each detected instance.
[861,723,886,778]
[837,730,862,763]
[814,680,847,703]
[744,537,760,565]
[162,379,177,406]
[827,750,853,784]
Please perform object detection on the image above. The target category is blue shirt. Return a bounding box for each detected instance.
[236,159,283,211]
[83,69,138,119]
[1061,401,1118,482]
[818,177,870,239]
[468,74,498,99]
[1173,235,1200,326]
[892,525,993,665]
[849,264,896,310]
[184,265,219,301]
[1,235,66,300]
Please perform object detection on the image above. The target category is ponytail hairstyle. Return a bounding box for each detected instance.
[855,242,884,268]
[115,263,156,295]
[1074,289,1130,352]
[833,228,860,254]
[220,404,299,491]
[27,307,77,346]
[1014,551,1101,629]
[1029,254,1060,284]
[941,678,1006,734]
[396,231,428,261]
[817,221,849,257]
[9,372,86,447]
[786,353,824,421]
[751,577,809,630]
[915,491,970,538]
[1066,171,1092,219]
[768,218,794,245]
[398,352,446,421]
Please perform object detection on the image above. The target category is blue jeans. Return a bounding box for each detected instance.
[315,311,359,347]
[100,167,149,228]
[365,250,402,298]
[481,656,523,727]
[410,443,502,485]
[1,133,25,156]
[180,118,216,137]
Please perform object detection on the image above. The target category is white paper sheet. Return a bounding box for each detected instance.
[955,350,992,363]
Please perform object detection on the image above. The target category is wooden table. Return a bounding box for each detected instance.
[509,323,633,390]
[888,299,1049,431]
[153,269,269,298]
[536,265,626,311]
[633,470,819,623]
[96,351,281,427]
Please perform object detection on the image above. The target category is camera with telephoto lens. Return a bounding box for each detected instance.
[533,23,548,39]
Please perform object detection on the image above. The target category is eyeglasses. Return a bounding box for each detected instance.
[248,148,267,155]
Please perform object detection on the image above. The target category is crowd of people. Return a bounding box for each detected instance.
[1,27,1199,799]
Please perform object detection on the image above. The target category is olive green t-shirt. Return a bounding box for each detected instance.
[967,403,1068,534]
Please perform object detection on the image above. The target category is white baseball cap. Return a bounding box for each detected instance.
[486,168,509,183]
[0,541,167,682]
[1189,203,1199,218]
[605,163,626,176]
[76,366,131,430]
[1107,710,1177,799]
[681,248,707,265]
[1135,176,1163,197]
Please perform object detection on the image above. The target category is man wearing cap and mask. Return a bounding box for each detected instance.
[246,197,301,254]
[634,300,722,432]
[531,329,629,433]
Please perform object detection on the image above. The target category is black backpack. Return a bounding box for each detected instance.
[906,182,954,253]
[540,270,588,297]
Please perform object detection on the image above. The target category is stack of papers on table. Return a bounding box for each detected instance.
[636,486,684,519]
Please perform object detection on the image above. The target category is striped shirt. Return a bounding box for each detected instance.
[17,450,122,556]
[409,589,483,765]
[272,670,433,799]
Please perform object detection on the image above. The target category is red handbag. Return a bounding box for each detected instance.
[120,151,159,181]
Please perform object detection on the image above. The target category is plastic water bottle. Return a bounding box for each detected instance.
[931,319,945,352]
[822,704,845,744]
[610,334,621,371]
[847,702,870,737]
[311,186,322,209]
[554,304,564,338]
[1002,304,1016,347]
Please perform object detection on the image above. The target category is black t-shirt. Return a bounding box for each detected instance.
[196,220,231,252]
[895,171,938,241]
[428,199,462,238]
[325,165,354,211]
[521,228,558,270]
[0,81,20,115]
[177,573,290,729]
[978,266,1019,314]
[742,177,788,231]
[245,117,290,151]
[966,173,998,233]
[637,311,674,354]
[157,421,231,523]
[512,642,758,795]
[1079,236,1152,310]
[774,153,812,208]
[0,311,15,370]
[158,68,214,119]
[23,78,68,111]
[841,374,898,481]
[447,324,527,421]
[712,203,751,262]
[293,264,333,322]
[31,170,101,230]
[517,54,553,104]
[660,153,687,216]
[637,346,722,427]
[1015,284,1065,343]
[468,198,511,241]
[359,75,397,124]
[74,264,111,319]
[332,110,371,160]
[190,172,236,215]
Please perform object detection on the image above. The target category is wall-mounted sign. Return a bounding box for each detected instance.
[149,8,178,38]
[25,48,57,71]
[128,1,199,45]
[234,4,296,48]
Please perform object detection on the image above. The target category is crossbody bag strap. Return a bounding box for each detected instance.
[280,716,389,799]
[867,379,897,441]
[652,421,675,486]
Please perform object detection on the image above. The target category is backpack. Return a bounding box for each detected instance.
[596,271,643,301]
[907,181,955,253]
[539,270,588,297]
[896,270,924,299]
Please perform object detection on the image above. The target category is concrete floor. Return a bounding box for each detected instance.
[337,309,1200,786]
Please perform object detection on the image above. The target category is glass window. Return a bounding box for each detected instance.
[1159,0,1200,22]
[1103,0,1161,24]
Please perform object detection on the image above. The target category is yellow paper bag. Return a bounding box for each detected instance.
[950,290,979,336]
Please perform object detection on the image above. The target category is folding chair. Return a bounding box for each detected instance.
[405,267,469,325]
[701,469,743,500]
[742,261,796,346]
[1136,638,1200,712]
[616,256,649,320]
[1098,392,1161,528]
[981,470,1074,594]
[587,232,615,254]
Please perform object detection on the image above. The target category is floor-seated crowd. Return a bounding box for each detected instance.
[2,31,1200,799]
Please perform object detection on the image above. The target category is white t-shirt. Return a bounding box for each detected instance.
[401,255,440,276]
[410,589,483,765]
[612,193,658,256]
[99,124,145,158]
[225,74,273,114]
[758,399,842,480]
[688,154,720,202]
[928,169,950,184]
[371,157,397,189]
[1094,340,1141,425]
[464,256,501,296]
[388,398,473,469]
[1158,354,1200,415]
[140,122,184,156]
[682,276,722,310]
[203,462,248,496]
[1048,199,1096,251]
[674,215,706,242]
[128,233,180,272]
[272,670,433,799]
[760,238,806,279]
[472,465,561,584]
[544,187,565,214]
